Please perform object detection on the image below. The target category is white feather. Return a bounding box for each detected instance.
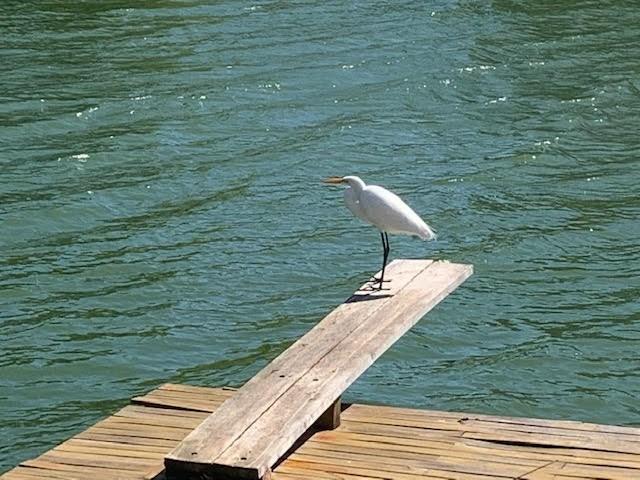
[341,176,436,241]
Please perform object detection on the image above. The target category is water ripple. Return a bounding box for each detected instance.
[2,0,640,474]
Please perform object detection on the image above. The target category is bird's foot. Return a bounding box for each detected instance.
[362,283,389,292]
[365,276,390,291]
[371,276,390,284]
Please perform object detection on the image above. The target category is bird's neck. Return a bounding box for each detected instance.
[346,177,366,196]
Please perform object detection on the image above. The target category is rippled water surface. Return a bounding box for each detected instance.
[2,0,640,472]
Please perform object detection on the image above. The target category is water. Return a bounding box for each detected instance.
[2,0,640,473]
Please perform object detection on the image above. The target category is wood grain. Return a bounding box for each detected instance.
[166,260,472,479]
[167,260,431,469]
[4,384,640,480]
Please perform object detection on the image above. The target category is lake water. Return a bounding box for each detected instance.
[1,0,639,473]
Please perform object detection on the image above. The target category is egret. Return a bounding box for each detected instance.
[323,175,436,289]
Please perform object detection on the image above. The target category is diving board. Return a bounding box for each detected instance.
[165,259,473,480]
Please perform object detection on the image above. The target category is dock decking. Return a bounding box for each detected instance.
[3,383,640,480]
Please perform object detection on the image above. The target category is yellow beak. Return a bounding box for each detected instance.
[322,176,345,184]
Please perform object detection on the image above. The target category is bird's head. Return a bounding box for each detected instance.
[323,175,365,191]
[322,176,347,185]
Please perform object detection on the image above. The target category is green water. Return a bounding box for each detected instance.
[2,0,640,472]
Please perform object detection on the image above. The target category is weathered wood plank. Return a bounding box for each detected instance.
[305,434,541,467]
[523,460,640,479]
[166,260,473,479]
[319,426,640,469]
[73,431,178,448]
[462,430,640,455]
[278,458,504,480]
[342,412,640,449]
[118,404,210,419]
[20,459,140,477]
[219,262,472,477]
[344,404,640,441]
[273,466,382,480]
[166,260,432,475]
[295,444,543,469]
[286,449,540,478]
[131,395,222,412]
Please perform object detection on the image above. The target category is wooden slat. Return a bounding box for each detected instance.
[129,383,234,413]
[461,430,640,455]
[325,424,640,469]
[345,404,640,441]
[165,260,473,479]
[523,460,640,479]
[341,414,640,454]
[20,459,142,477]
[273,466,381,480]
[274,470,381,480]
[277,458,503,480]
[131,395,221,412]
[286,450,537,478]
[304,433,542,467]
[347,404,640,437]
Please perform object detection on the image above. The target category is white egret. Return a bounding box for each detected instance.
[324,175,436,289]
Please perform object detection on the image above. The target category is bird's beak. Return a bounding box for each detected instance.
[322,176,345,184]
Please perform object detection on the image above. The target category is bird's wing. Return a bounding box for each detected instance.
[360,185,436,239]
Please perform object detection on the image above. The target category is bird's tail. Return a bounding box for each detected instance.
[419,224,437,241]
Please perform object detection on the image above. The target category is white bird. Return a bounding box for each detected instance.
[323,175,436,289]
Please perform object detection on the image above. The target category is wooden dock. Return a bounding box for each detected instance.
[4,259,640,480]
[3,383,640,480]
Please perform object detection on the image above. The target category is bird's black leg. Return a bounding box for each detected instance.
[374,232,390,289]
[381,233,390,288]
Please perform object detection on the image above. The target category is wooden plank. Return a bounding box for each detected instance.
[163,260,430,471]
[277,458,504,480]
[51,445,163,461]
[304,433,543,467]
[346,404,640,436]
[460,438,640,469]
[166,260,472,480]
[295,443,543,470]
[104,415,202,430]
[322,424,640,469]
[335,414,640,468]
[38,449,158,468]
[272,470,380,480]
[219,261,472,475]
[285,449,539,478]
[20,459,141,478]
[462,430,640,455]
[131,395,221,412]
[158,383,236,395]
[133,389,229,403]
[64,438,170,454]
[344,405,640,443]
[74,431,178,448]
[344,415,639,451]
[1,468,75,480]
[118,404,211,419]
[167,260,431,464]
[523,460,640,479]
[340,414,640,457]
